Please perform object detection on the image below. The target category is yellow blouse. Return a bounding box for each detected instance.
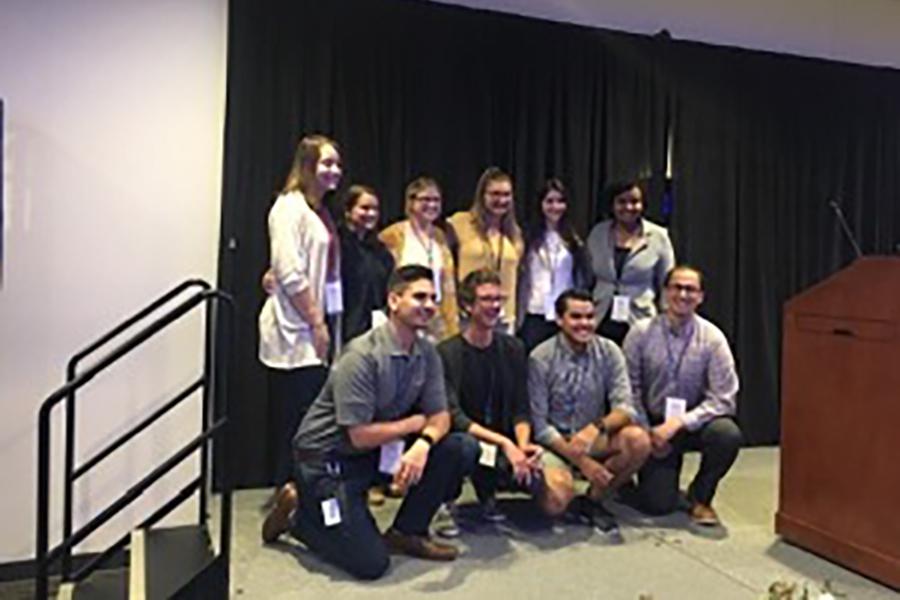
[447,211,524,329]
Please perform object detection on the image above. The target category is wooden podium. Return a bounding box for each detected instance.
[778,257,900,589]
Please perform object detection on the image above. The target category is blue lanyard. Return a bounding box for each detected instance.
[663,318,694,398]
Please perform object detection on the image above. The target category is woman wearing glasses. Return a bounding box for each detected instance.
[447,167,524,334]
[379,176,459,340]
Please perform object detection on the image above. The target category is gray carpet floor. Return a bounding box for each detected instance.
[230,448,897,599]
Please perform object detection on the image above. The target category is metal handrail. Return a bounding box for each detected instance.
[61,279,210,579]
[35,283,233,599]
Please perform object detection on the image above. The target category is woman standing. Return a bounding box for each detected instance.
[447,167,524,333]
[586,179,675,345]
[379,176,459,340]
[258,134,342,487]
[338,185,394,343]
[516,178,593,352]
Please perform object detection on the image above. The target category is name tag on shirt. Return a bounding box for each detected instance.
[324,281,343,315]
[478,442,498,468]
[370,309,388,330]
[321,498,342,527]
[544,293,558,321]
[665,397,688,421]
[378,440,405,475]
[611,295,630,322]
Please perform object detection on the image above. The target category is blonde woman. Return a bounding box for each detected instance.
[379,177,459,340]
[259,134,342,487]
[447,167,524,333]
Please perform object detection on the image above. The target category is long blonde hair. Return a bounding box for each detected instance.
[469,167,522,243]
[281,134,340,195]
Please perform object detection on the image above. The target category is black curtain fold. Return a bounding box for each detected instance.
[219,0,900,486]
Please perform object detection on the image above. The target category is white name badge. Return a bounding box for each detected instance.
[611,294,631,323]
[378,440,405,475]
[321,498,342,527]
[665,397,688,421]
[433,268,442,304]
[370,309,388,330]
[478,442,498,468]
[544,293,558,322]
[324,281,343,315]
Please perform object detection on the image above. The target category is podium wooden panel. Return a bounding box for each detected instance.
[778,257,900,590]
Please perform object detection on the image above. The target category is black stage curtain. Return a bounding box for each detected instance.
[219,0,900,487]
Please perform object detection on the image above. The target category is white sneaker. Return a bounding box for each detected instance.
[433,502,461,538]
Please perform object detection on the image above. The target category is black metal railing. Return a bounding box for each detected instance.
[34,279,233,599]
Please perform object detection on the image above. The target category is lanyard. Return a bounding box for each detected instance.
[484,232,506,273]
[409,222,435,268]
[663,318,694,397]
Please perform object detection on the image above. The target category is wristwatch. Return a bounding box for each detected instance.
[418,432,436,446]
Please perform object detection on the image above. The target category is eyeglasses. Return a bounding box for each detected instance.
[667,283,701,294]
[475,294,506,304]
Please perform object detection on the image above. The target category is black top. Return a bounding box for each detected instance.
[437,333,530,437]
[339,225,394,343]
[613,246,630,280]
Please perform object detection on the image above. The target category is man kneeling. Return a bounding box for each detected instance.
[437,269,543,531]
[528,290,651,533]
[262,265,470,579]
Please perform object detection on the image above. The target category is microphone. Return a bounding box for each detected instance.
[828,198,863,259]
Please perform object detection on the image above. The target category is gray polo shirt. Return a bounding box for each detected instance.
[293,323,447,456]
[528,333,636,446]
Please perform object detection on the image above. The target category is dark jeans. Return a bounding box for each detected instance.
[290,432,472,580]
[517,314,559,354]
[637,416,743,514]
[457,433,538,503]
[268,365,328,486]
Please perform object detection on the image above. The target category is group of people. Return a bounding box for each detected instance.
[257,134,743,580]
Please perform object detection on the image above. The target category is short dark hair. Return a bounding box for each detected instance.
[663,264,704,289]
[599,178,646,218]
[554,288,595,318]
[458,268,502,311]
[387,265,434,294]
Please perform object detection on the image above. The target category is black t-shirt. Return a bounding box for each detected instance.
[437,333,529,437]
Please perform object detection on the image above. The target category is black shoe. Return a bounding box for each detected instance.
[578,496,619,535]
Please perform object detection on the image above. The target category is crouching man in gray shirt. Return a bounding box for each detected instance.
[529,289,651,533]
[622,265,743,526]
[261,265,472,579]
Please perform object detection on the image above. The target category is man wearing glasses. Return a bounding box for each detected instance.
[622,265,743,526]
[436,269,543,533]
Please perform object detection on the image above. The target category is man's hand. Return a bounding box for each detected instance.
[569,423,600,458]
[650,417,682,458]
[518,442,544,469]
[577,455,614,491]
[502,440,532,486]
[394,438,430,492]
[312,322,330,360]
[261,269,277,294]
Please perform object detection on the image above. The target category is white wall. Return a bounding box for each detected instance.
[0,0,227,562]
[432,0,900,70]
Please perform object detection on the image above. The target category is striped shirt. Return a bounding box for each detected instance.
[622,314,739,431]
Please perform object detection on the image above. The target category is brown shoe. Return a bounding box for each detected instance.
[689,501,720,526]
[262,483,298,543]
[367,486,386,507]
[383,528,459,561]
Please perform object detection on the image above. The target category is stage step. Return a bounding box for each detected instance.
[56,568,128,600]
[55,524,221,600]
[131,524,218,599]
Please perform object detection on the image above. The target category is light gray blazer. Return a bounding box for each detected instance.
[585,218,675,324]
